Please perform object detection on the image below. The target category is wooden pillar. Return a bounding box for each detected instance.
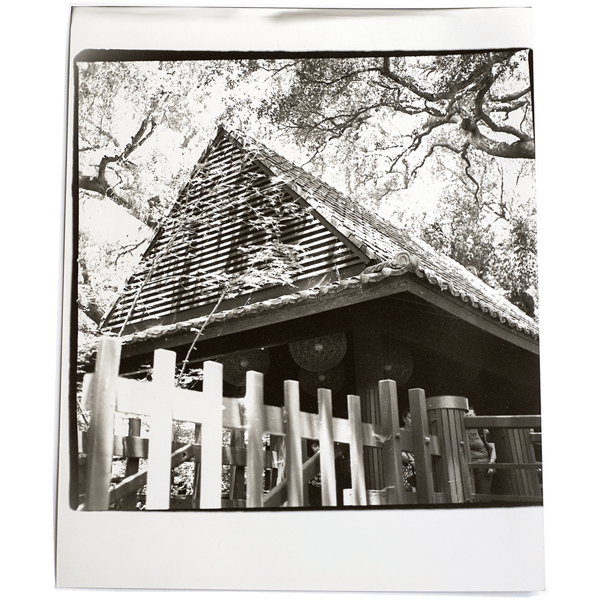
[409,388,436,505]
[225,428,246,505]
[191,422,203,509]
[426,395,471,503]
[84,337,121,511]
[351,307,386,490]
[378,379,404,504]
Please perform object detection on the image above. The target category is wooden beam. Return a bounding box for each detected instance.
[472,494,542,503]
[403,279,539,354]
[108,442,193,506]
[464,415,541,429]
[377,294,540,391]
[119,275,411,358]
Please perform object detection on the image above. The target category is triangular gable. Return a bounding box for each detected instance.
[100,125,538,342]
[101,127,367,333]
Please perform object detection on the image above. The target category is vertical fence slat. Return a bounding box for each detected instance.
[378,379,404,504]
[191,421,202,509]
[409,388,436,504]
[199,361,224,509]
[348,394,367,506]
[318,388,337,506]
[246,371,265,508]
[84,337,122,510]
[284,380,304,507]
[146,349,176,510]
[122,417,142,509]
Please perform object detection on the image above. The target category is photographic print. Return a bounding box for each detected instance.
[57,6,545,592]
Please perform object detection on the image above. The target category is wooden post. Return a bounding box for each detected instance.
[198,361,224,509]
[245,370,265,508]
[318,388,337,506]
[146,349,176,510]
[490,424,542,499]
[351,309,386,491]
[227,428,246,503]
[348,394,367,506]
[84,337,122,510]
[409,388,436,504]
[122,417,142,509]
[284,380,304,507]
[378,379,404,504]
[427,396,471,503]
[191,421,202,509]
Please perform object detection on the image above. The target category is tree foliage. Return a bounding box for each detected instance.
[255,51,533,164]
[251,51,537,311]
[77,51,539,342]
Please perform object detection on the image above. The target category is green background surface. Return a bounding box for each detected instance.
[1,0,598,599]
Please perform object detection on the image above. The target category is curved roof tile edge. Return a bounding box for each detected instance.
[78,252,538,366]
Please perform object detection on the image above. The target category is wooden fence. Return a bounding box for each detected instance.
[78,337,542,510]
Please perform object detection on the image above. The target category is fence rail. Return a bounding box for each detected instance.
[78,337,542,510]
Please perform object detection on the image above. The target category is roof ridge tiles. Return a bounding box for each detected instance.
[212,128,538,333]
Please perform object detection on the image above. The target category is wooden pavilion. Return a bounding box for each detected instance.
[79,125,541,505]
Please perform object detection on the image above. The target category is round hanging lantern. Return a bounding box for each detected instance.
[218,348,270,387]
[298,363,346,397]
[381,343,414,386]
[289,332,347,372]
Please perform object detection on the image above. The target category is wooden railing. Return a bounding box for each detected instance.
[78,337,542,509]
[464,415,542,502]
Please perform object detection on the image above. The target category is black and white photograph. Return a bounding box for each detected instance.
[53,5,553,593]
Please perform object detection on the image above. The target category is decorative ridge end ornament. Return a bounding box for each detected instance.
[362,251,420,275]
[393,251,421,271]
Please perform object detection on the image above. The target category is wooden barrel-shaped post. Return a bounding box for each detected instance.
[492,425,542,498]
[84,337,122,511]
[426,395,472,503]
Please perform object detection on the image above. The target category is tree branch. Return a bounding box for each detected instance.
[79,113,162,225]
[489,86,531,104]
[462,122,535,159]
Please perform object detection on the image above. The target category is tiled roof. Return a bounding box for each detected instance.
[78,251,537,367]
[224,127,538,334]
[83,126,538,365]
